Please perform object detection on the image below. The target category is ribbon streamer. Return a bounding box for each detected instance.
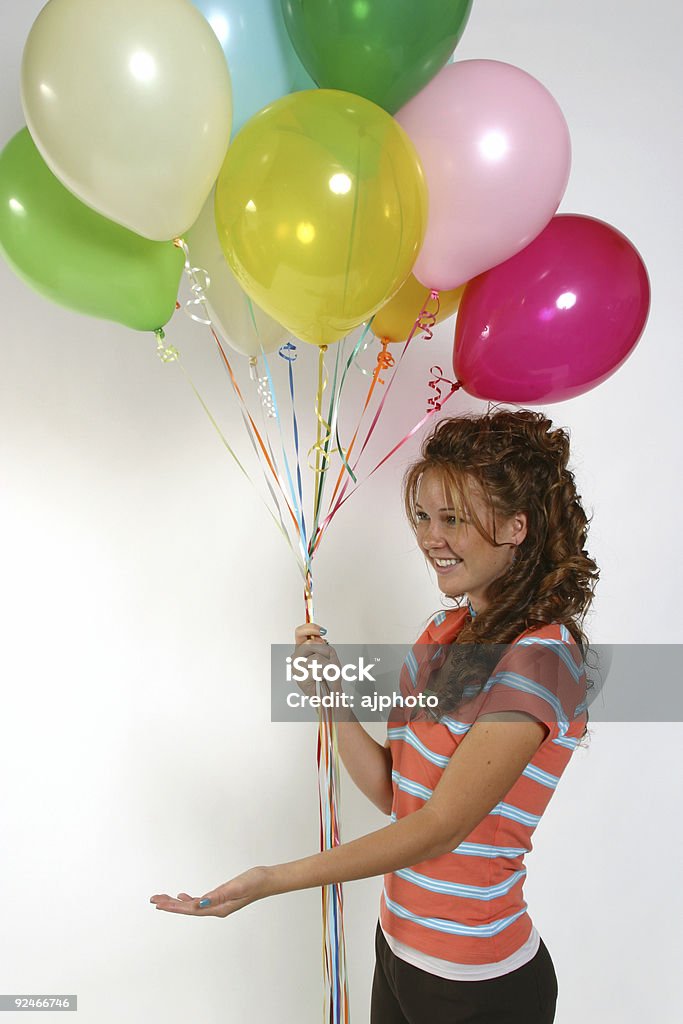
[249,356,277,418]
[308,339,347,570]
[175,236,312,574]
[152,329,307,580]
[211,328,311,573]
[313,291,443,563]
[277,340,308,555]
[253,341,311,566]
[308,344,333,474]
[330,291,441,500]
[159,239,353,1024]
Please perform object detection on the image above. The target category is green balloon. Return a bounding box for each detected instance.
[280,0,473,113]
[0,128,184,332]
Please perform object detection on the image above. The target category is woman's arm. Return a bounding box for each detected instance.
[267,803,442,896]
[265,715,546,896]
[334,717,393,816]
[150,714,546,916]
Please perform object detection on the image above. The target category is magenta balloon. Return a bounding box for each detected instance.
[395,60,571,290]
[453,214,651,404]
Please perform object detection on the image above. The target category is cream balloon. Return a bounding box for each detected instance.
[21,0,232,241]
[185,190,289,357]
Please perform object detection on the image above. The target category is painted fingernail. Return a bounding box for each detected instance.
[198,898,211,908]
[319,628,327,635]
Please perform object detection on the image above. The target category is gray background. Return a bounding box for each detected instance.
[1,2,681,1022]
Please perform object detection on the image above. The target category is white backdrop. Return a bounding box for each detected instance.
[1,1,681,1022]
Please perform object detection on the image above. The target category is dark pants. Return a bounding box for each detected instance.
[371,921,558,1023]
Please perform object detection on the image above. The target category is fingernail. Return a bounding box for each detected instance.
[198,898,211,908]
[319,628,327,635]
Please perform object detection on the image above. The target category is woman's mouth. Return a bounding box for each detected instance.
[432,557,463,575]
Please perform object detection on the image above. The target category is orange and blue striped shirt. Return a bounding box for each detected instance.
[380,606,588,980]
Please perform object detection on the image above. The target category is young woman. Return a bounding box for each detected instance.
[151,408,599,1024]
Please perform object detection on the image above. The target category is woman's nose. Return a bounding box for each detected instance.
[422,521,445,548]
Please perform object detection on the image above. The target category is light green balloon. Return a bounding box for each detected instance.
[0,128,184,331]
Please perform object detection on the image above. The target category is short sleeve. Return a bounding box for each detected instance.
[476,631,588,743]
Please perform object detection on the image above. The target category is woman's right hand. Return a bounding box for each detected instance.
[292,623,343,699]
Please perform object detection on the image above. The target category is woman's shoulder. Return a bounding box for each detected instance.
[419,606,470,643]
[512,620,577,647]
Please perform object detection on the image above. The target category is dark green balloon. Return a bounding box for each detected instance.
[280,0,473,113]
[0,128,184,332]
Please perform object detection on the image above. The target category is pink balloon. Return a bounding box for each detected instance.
[395,60,571,290]
[453,214,651,404]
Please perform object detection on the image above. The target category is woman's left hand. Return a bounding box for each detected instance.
[150,865,272,918]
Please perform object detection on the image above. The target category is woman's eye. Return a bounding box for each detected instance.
[416,512,464,525]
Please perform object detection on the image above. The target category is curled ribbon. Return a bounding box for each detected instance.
[427,364,458,413]
[278,341,298,363]
[154,327,179,363]
[173,237,212,325]
[375,339,395,386]
[307,344,350,475]
[248,357,277,418]
[417,289,441,341]
[307,345,332,473]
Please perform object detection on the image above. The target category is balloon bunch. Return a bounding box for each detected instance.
[0,3,651,1021]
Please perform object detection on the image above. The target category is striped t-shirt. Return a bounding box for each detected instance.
[379,605,588,981]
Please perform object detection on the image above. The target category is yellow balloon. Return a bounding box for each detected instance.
[214,89,428,347]
[371,274,465,342]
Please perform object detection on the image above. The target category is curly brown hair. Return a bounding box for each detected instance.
[402,407,600,744]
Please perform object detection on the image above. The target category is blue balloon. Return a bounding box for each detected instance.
[192,0,315,135]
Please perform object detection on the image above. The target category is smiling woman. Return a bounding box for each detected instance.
[151,408,598,1024]
[359,409,598,1022]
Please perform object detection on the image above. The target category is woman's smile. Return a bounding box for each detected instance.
[431,556,463,574]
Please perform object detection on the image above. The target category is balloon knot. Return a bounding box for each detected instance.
[155,327,180,363]
[375,342,395,384]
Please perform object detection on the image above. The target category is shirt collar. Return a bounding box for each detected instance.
[425,605,469,643]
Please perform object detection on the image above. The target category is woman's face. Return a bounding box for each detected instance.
[415,469,527,613]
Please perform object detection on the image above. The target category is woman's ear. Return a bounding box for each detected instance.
[513,511,528,545]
